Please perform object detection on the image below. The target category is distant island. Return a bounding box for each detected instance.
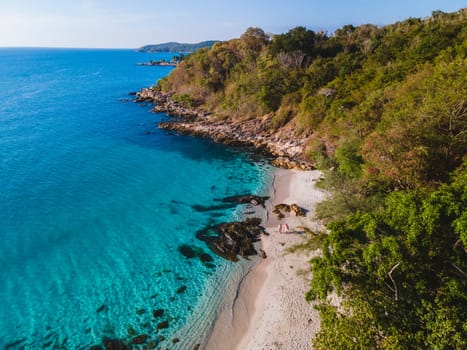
[137,40,218,53]
[137,61,177,67]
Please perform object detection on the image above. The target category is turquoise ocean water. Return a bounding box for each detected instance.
[0,48,271,349]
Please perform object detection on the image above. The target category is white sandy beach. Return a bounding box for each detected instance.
[206,168,328,350]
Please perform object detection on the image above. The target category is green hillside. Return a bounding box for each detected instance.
[156,9,466,349]
[137,40,218,53]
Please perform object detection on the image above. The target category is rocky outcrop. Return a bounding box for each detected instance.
[273,203,306,218]
[103,339,130,350]
[220,194,269,207]
[196,217,266,262]
[131,334,149,345]
[135,88,209,119]
[135,88,315,170]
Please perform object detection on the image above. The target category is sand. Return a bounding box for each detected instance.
[205,168,328,350]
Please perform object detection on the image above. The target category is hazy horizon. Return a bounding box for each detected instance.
[0,0,465,49]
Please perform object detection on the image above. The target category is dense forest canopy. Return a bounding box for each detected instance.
[158,9,466,191]
[156,9,466,349]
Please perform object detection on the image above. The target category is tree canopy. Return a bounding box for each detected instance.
[155,9,467,348]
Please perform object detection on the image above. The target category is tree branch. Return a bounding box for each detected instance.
[451,263,467,278]
[388,262,401,301]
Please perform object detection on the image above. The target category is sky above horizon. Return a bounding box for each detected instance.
[0,1,465,48]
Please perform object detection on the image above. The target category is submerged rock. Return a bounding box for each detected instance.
[127,325,136,337]
[199,252,214,262]
[191,202,237,212]
[96,304,108,313]
[153,309,164,318]
[176,285,187,294]
[178,243,215,264]
[157,320,169,329]
[131,334,149,344]
[103,339,130,350]
[219,194,269,207]
[196,217,265,261]
[147,340,157,349]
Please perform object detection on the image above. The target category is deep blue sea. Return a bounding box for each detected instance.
[0,48,271,349]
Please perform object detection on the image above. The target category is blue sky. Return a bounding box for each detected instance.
[0,0,465,48]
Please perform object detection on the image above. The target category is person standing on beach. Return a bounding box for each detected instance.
[284,223,290,233]
[278,224,283,234]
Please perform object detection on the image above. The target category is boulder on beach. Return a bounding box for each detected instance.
[273,203,306,218]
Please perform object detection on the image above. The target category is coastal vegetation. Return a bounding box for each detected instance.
[152,8,466,349]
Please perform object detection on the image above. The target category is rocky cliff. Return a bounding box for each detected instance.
[135,87,314,170]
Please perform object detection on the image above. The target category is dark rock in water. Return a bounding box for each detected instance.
[191,202,236,212]
[172,338,180,343]
[259,249,267,259]
[176,285,187,294]
[199,253,214,262]
[153,309,164,318]
[103,339,130,350]
[196,217,265,261]
[147,340,157,349]
[219,194,269,207]
[96,304,108,313]
[127,325,136,337]
[4,338,27,350]
[136,308,146,315]
[90,345,104,350]
[205,262,216,269]
[179,243,215,264]
[178,244,196,258]
[158,335,166,342]
[43,340,53,348]
[157,320,169,329]
[128,91,137,96]
[131,334,149,344]
[193,344,201,350]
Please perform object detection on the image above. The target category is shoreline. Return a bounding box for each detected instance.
[205,168,327,350]
[134,87,327,349]
[135,88,314,171]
